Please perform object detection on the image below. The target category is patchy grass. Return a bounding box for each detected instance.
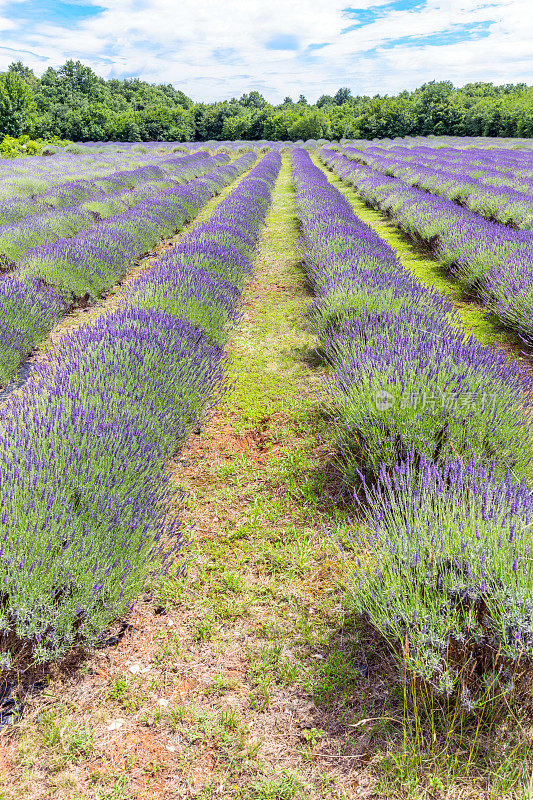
[0,154,532,799]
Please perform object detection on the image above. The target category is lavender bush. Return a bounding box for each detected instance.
[0,275,67,384]
[0,309,224,667]
[347,454,533,705]
[326,309,533,481]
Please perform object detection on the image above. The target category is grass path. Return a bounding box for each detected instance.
[313,154,518,349]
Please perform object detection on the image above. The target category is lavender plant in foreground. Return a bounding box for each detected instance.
[346,454,533,705]
[0,151,280,668]
[327,309,533,481]
[0,309,224,668]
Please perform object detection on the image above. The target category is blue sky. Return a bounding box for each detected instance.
[0,0,530,102]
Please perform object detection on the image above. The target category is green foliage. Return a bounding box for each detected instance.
[1,135,42,157]
[0,134,71,159]
[1,60,533,142]
[0,70,36,137]
[288,110,331,140]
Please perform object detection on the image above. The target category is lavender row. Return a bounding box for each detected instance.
[0,151,280,669]
[345,145,533,230]
[0,146,186,206]
[0,153,216,264]
[322,148,533,349]
[20,154,246,299]
[353,144,533,192]
[0,154,204,226]
[125,152,282,346]
[0,153,257,387]
[291,149,533,703]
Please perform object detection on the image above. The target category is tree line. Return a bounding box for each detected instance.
[1,60,532,142]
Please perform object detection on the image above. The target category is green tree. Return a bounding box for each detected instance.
[221,113,252,139]
[239,91,266,109]
[57,60,102,99]
[138,105,194,141]
[334,87,352,105]
[288,110,331,140]
[7,61,39,88]
[0,70,36,136]
[263,110,298,140]
[316,94,334,108]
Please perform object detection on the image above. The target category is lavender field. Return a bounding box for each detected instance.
[298,143,533,704]
[0,142,282,652]
[2,138,533,798]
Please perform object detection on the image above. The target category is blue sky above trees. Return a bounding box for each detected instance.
[0,0,530,102]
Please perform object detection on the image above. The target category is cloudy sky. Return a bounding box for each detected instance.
[0,0,531,102]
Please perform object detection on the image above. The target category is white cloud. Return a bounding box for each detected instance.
[0,0,531,101]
